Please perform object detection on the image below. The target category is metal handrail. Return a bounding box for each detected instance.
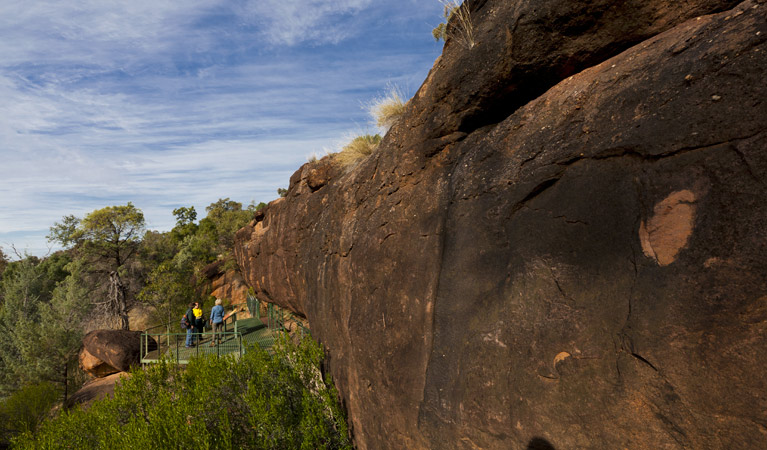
[267,302,286,331]
[246,293,259,318]
[219,310,237,333]
[245,294,310,338]
[140,331,243,365]
[250,296,310,336]
[294,319,310,339]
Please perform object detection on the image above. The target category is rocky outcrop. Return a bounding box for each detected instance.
[127,302,158,332]
[79,347,119,378]
[202,261,253,318]
[64,373,129,410]
[69,330,155,409]
[81,329,155,373]
[235,1,767,448]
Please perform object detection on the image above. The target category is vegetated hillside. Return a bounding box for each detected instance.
[235,0,767,449]
[13,336,352,450]
[0,198,259,445]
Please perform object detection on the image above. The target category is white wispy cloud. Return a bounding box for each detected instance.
[234,0,374,46]
[0,0,444,257]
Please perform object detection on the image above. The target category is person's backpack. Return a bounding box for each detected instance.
[181,314,191,330]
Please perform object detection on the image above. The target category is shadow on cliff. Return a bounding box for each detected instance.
[527,437,556,450]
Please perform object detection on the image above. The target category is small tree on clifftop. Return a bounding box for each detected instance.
[48,203,145,330]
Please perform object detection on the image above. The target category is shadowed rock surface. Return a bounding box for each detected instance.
[64,373,129,410]
[235,0,767,448]
[79,347,119,378]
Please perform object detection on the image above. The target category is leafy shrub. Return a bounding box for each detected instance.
[13,335,352,450]
[0,382,59,446]
[336,134,382,167]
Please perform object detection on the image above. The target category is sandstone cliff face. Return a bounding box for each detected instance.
[235,1,767,448]
[202,261,253,318]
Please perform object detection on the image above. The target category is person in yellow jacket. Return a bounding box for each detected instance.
[192,302,206,343]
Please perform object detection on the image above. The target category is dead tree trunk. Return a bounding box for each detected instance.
[109,271,129,330]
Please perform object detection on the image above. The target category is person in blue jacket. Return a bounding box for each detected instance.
[210,298,225,346]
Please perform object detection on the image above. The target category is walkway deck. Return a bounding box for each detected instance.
[140,316,279,365]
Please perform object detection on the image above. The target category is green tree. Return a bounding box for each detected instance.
[138,230,178,273]
[203,198,252,249]
[49,203,145,330]
[0,247,8,278]
[138,261,194,331]
[0,256,49,396]
[173,206,197,226]
[38,260,92,399]
[177,198,253,268]
[249,201,267,212]
[170,206,199,243]
[136,200,259,329]
[0,255,86,401]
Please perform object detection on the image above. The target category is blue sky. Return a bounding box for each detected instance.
[0,0,445,258]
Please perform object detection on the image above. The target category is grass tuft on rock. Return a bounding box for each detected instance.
[369,87,406,131]
[433,1,475,49]
[336,134,382,167]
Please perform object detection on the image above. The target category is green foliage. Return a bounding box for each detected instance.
[0,253,70,311]
[2,196,271,445]
[0,382,58,444]
[50,206,140,275]
[14,335,352,450]
[202,198,253,253]
[48,203,146,329]
[36,260,91,386]
[138,230,179,273]
[173,206,198,227]
[49,203,145,264]
[163,198,254,296]
[0,247,8,278]
[0,257,88,402]
[277,188,288,198]
[170,206,199,244]
[138,260,194,329]
[46,215,80,248]
[249,201,267,212]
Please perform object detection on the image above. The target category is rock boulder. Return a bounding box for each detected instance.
[81,329,156,373]
[79,347,119,378]
[65,372,129,410]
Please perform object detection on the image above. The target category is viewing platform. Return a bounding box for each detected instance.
[140,296,299,365]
